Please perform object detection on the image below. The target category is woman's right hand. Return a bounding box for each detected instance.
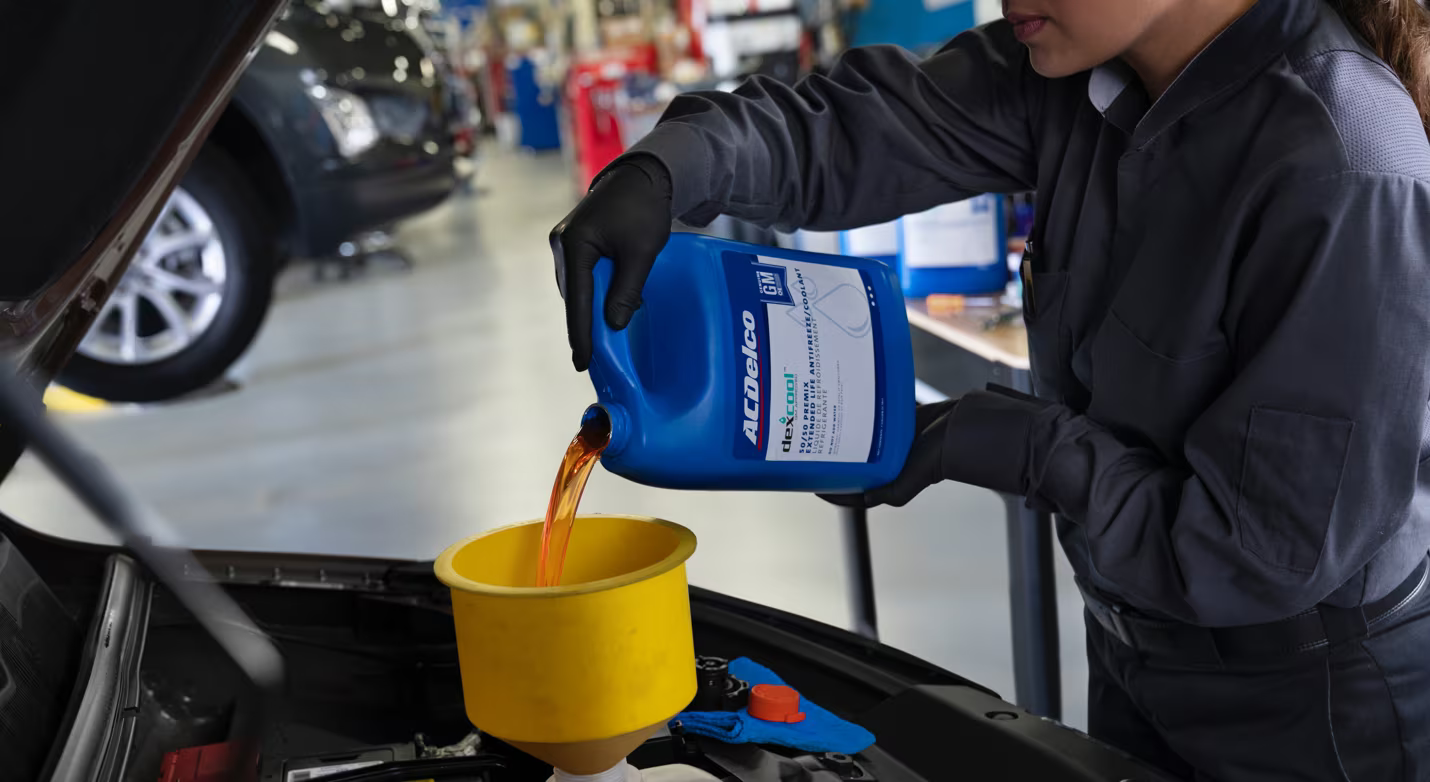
[820,400,961,508]
[550,156,673,372]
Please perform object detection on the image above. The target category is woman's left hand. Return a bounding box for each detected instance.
[821,399,960,508]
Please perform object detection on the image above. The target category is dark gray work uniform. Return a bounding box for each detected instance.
[621,0,1430,778]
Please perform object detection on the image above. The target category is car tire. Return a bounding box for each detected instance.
[61,145,278,403]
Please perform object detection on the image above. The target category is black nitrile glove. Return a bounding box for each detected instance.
[821,400,959,508]
[550,156,673,371]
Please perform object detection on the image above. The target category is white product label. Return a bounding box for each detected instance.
[286,761,384,782]
[900,196,1000,269]
[758,257,877,462]
[793,229,843,255]
[841,221,900,258]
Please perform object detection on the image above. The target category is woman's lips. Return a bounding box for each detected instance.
[1005,13,1048,42]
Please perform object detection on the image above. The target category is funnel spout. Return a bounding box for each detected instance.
[508,722,663,776]
[551,759,641,782]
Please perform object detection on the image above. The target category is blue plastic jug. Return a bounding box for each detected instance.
[585,232,916,493]
[896,195,1008,297]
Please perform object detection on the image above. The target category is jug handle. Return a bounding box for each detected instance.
[588,257,641,404]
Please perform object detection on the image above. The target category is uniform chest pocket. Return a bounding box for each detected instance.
[1087,311,1231,462]
[1023,270,1071,401]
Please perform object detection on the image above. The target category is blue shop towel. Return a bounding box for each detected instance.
[671,657,876,754]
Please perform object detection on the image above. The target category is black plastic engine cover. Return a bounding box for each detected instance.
[0,534,80,780]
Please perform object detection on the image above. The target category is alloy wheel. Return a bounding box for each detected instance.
[78,187,228,365]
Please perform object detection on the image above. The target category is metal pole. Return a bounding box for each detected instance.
[842,506,880,641]
[1002,494,1061,719]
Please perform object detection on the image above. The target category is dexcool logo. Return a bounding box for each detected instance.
[780,373,796,452]
[740,310,760,446]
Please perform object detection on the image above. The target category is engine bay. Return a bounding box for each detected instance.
[244,725,873,782]
[2,522,1172,782]
[133,574,897,782]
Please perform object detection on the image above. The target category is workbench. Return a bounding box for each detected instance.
[841,296,1062,720]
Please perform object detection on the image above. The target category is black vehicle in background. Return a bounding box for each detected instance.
[61,0,462,403]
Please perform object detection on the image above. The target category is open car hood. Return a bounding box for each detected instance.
[0,0,286,467]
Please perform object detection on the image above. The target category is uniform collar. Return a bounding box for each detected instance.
[1086,0,1320,146]
[1088,62,1133,115]
[1087,60,1146,134]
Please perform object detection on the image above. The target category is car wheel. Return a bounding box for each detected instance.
[61,146,277,403]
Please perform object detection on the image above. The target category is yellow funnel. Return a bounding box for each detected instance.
[434,515,698,774]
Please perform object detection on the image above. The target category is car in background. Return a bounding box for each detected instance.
[349,0,483,159]
[61,0,462,403]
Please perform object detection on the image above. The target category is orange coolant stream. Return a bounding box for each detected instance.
[536,414,611,587]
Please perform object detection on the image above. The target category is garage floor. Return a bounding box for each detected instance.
[0,146,1091,728]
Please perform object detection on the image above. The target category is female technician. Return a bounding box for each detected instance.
[552,0,1430,777]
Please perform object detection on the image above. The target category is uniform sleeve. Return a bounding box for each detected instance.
[621,23,1039,229]
[942,171,1430,625]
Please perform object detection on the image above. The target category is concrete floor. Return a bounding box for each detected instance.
[0,147,1091,728]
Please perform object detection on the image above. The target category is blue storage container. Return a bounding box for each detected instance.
[897,195,1007,297]
[791,221,899,265]
[839,221,901,265]
[508,55,561,151]
[586,232,915,493]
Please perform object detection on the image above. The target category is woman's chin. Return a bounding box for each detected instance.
[1027,48,1101,80]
